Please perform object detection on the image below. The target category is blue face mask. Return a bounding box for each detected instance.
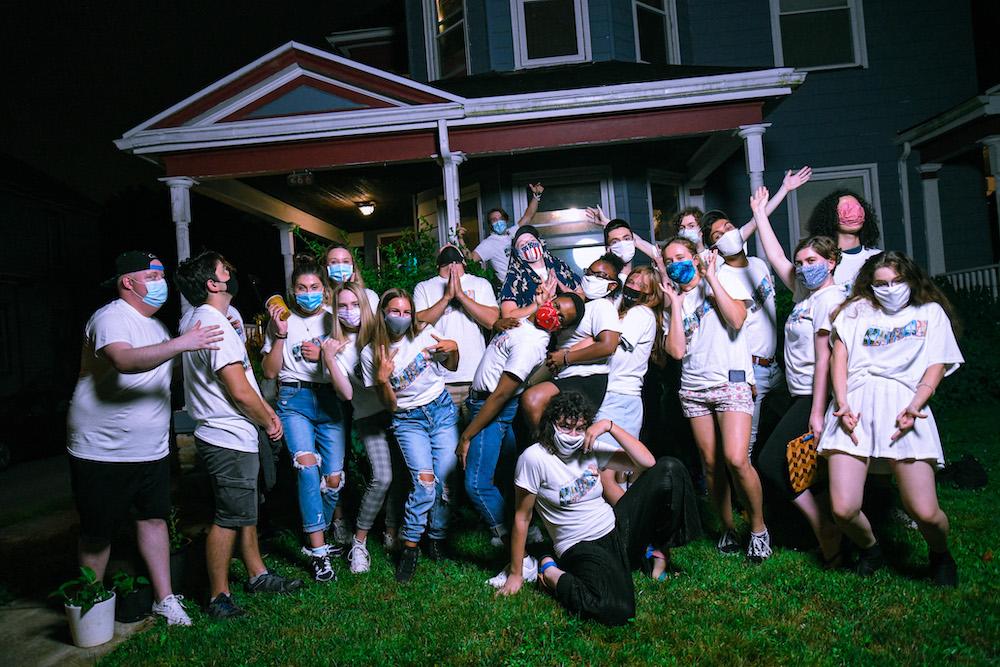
[491,219,509,235]
[327,263,353,283]
[795,263,830,291]
[666,259,697,285]
[295,292,324,312]
[140,279,168,308]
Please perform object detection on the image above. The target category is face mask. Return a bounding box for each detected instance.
[295,292,324,312]
[713,228,744,257]
[327,263,353,283]
[552,426,585,458]
[872,283,911,314]
[678,227,702,245]
[621,285,644,306]
[534,302,562,333]
[582,274,614,301]
[338,306,361,328]
[437,247,465,267]
[795,263,831,291]
[491,219,509,235]
[220,274,239,298]
[518,240,543,263]
[139,278,168,308]
[609,239,635,263]
[385,314,411,336]
[666,259,697,285]
[838,200,866,226]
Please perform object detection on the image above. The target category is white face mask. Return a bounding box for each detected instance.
[581,274,614,301]
[678,227,702,246]
[552,426,585,458]
[872,283,911,314]
[713,228,744,257]
[609,239,636,264]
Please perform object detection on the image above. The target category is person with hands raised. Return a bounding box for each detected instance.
[817,251,963,586]
[360,288,461,583]
[585,207,667,280]
[459,183,545,286]
[496,392,699,627]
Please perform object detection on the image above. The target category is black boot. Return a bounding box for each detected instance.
[929,550,958,588]
[855,541,884,577]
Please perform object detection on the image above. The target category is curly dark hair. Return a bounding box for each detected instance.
[807,190,881,248]
[288,253,329,317]
[660,206,703,240]
[537,391,596,452]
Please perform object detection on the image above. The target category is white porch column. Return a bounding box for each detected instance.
[738,123,771,256]
[918,163,945,275]
[275,222,295,290]
[982,136,1000,246]
[439,152,466,246]
[160,177,197,262]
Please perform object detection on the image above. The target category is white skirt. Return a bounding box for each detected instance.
[817,375,944,474]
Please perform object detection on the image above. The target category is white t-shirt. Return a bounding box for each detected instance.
[67,299,172,463]
[413,273,497,383]
[474,228,516,284]
[261,307,332,383]
[668,275,755,391]
[227,306,246,342]
[333,333,385,420]
[718,257,778,359]
[514,442,617,557]
[794,246,882,302]
[606,305,656,396]
[783,285,846,396]
[555,298,622,379]
[364,288,380,312]
[471,318,551,395]
[180,304,262,452]
[831,300,963,392]
[361,325,448,411]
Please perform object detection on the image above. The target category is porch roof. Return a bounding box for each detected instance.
[897,84,1000,162]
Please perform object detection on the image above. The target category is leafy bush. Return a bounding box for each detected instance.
[50,566,113,614]
[111,570,150,595]
[931,284,1000,409]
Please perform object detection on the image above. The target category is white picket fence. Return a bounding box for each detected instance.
[937,263,1000,300]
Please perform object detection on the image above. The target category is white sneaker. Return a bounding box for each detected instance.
[348,540,371,574]
[486,556,538,589]
[152,594,192,626]
[747,529,773,564]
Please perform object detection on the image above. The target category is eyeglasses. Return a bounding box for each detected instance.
[584,268,613,280]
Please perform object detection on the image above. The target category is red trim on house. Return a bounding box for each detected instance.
[219,79,394,123]
[918,115,1000,163]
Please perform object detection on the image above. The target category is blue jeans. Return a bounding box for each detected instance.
[276,384,345,534]
[391,390,459,543]
[464,395,519,536]
[750,362,784,454]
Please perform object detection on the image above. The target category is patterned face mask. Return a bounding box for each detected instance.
[535,302,562,332]
[666,259,697,285]
[518,241,543,263]
[795,263,830,290]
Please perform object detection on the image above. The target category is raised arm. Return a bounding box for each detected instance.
[584,418,655,472]
[739,167,812,241]
[704,250,747,330]
[585,206,666,275]
[750,186,796,290]
[515,183,544,227]
[102,321,223,374]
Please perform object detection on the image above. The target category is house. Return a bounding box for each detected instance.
[113,0,997,293]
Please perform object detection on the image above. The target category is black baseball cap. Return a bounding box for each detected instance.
[101,251,164,287]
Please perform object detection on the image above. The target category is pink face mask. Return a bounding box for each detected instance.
[837,199,865,226]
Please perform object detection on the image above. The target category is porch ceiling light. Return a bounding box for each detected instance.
[356,201,376,216]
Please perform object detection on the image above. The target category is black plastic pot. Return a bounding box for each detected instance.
[115,586,153,623]
[170,539,192,593]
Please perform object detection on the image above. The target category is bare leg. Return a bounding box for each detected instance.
[689,414,733,531]
[205,525,238,598]
[519,382,560,432]
[892,460,949,552]
[717,411,765,533]
[78,539,111,581]
[792,490,841,560]
[135,518,172,602]
[828,453,876,549]
[239,526,268,579]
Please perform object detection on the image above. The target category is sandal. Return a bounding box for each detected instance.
[537,557,558,595]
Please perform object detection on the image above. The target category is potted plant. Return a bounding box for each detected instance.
[111,570,152,623]
[50,566,116,648]
[168,507,192,591]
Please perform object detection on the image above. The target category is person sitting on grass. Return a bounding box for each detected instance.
[497,391,701,626]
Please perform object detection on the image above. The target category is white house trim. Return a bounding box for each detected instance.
[632,0,681,65]
[197,179,345,241]
[897,88,1000,147]
[423,0,471,81]
[769,0,868,71]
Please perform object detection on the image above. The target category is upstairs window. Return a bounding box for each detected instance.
[425,0,469,80]
[770,0,868,70]
[512,0,591,68]
[633,0,680,66]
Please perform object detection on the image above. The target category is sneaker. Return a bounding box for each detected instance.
[152,594,192,626]
[206,592,245,619]
[717,529,741,555]
[747,530,772,564]
[855,542,884,577]
[332,518,352,547]
[396,545,419,584]
[486,556,538,589]
[301,546,336,583]
[245,571,306,594]
[424,538,448,561]
[348,540,371,574]
[929,550,958,587]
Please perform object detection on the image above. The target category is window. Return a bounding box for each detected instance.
[512,0,591,69]
[786,164,883,246]
[424,0,469,80]
[633,0,680,66]
[770,0,867,70]
[647,171,683,242]
[512,167,614,275]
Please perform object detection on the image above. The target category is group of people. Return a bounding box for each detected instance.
[65,170,964,628]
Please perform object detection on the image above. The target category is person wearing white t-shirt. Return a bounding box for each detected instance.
[361,288,460,584]
[67,251,221,627]
[495,392,700,626]
[261,256,353,583]
[583,209,668,279]
[455,291,585,547]
[323,242,379,311]
[458,183,544,286]
[175,251,303,619]
[661,237,771,563]
[821,252,963,586]
[414,245,500,408]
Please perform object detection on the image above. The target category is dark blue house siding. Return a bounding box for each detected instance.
[938,159,993,271]
[679,0,774,68]
[589,0,637,62]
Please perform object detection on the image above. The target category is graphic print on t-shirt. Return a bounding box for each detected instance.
[558,463,600,506]
[750,275,775,313]
[392,350,433,392]
[292,336,326,362]
[683,301,714,341]
[788,299,812,325]
[862,320,927,347]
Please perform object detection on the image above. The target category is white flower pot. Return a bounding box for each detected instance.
[65,592,116,648]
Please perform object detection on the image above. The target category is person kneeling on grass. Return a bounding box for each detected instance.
[498,391,701,626]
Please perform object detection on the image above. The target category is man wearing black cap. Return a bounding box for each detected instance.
[67,251,225,626]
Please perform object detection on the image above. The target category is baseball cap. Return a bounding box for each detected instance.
[102,251,165,287]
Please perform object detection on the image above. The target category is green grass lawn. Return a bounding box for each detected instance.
[102,403,1000,666]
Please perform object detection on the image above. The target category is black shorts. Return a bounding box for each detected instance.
[69,455,171,544]
[552,373,609,414]
[196,438,259,529]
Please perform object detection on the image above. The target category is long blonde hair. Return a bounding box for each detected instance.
[370,288,424,374]
[330,282,376,351]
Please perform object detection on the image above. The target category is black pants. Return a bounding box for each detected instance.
[553,457,701,626]
[755,394,813,502]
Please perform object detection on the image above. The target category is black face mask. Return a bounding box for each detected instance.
[221,274,239,298]
[621,285,644,305]
[437,247,465,267]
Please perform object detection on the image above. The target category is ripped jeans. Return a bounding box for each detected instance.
[391,390,459,544]
[276,383,345,534]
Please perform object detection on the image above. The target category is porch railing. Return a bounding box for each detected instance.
[937,263,1000,300]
